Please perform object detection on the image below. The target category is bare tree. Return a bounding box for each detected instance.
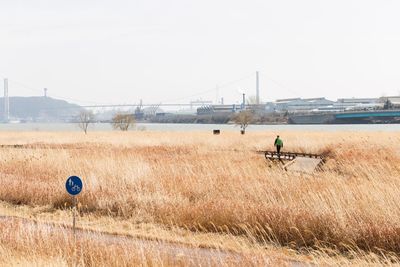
[78,110,94,134]
[112,113,136,131]
[233,110,254,134]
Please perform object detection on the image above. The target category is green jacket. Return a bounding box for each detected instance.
[274,138,283,146]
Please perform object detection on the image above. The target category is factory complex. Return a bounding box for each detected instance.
[197,96,400,114]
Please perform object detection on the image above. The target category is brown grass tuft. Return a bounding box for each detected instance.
[0,131,399,262]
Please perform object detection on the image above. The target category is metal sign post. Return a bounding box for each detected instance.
[65,176,83,240]
[73,195,77,236]
[66,176,83,265]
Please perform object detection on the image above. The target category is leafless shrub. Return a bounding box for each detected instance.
[111,113,135,131]
[232,110,254,134]
[78,110,94,134]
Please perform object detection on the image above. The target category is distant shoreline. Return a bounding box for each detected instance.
[0,122,399,132]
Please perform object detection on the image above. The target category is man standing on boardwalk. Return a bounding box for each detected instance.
[274,135,283,154]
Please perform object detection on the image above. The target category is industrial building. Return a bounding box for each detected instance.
[380,96,400,108]
[269,97,387,113]
[273,98,334,112]
[197,104,244,115]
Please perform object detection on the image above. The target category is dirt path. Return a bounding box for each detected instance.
[0,215,312,266]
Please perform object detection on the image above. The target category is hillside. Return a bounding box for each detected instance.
[0,96,82,121]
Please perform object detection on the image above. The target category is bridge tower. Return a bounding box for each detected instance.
[3,79,9,122]
[256,71,260,105]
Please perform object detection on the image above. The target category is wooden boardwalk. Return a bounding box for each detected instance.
[257,150,324,161]
[257,150,325,173]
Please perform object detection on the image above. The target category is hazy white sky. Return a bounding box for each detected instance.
[1,0,400,105]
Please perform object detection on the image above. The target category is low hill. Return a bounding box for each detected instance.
[0,96,83,121]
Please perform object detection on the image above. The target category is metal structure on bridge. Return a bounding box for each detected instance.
[1,71,262,120]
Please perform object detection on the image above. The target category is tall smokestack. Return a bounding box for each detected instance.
[44,88,48,98]
[215,85,219,104]
[256,71,260,105]
[4,79,9,122]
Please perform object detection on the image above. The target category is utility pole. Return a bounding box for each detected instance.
[256,71,260,105]
[4,79,9,122]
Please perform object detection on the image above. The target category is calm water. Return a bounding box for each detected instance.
[0,123,399,132]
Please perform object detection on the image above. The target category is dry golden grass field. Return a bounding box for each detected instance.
[0,130,399,266]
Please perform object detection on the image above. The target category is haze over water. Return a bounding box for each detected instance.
[0,123,399,132]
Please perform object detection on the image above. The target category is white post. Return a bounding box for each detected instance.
[4,79,9,122]
[256,71,260,105]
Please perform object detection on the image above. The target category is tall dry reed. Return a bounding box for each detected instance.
[0,131,399,255]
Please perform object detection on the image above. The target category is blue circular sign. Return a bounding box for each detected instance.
[66,176,83,196]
